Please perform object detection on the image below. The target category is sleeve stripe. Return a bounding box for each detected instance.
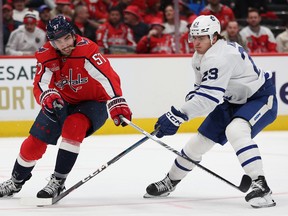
[200,84,226,92]
[84,59,116,98]
[38,67,53,92]
[195,92,219,103]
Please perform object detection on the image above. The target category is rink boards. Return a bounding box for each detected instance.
[0,54,287,137]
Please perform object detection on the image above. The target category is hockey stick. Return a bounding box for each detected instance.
[121,116,252,193]
[21,130,157,206]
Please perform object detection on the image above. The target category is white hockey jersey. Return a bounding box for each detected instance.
[180,39,267,120]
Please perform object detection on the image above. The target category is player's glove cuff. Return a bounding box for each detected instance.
[166,106,189,126]
[107,96,132,127]
[40,89,61,106]
[155,106,188,138]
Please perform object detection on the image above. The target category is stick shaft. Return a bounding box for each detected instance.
[52,132,155,204]
[121,116,251,193]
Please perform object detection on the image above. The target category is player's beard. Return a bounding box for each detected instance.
[61,45,75,56]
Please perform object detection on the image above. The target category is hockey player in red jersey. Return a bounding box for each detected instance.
[0,15,132,199]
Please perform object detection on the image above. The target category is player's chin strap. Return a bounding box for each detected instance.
[120,116,252,193]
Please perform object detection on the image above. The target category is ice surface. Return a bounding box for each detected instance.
[0,132,287,216]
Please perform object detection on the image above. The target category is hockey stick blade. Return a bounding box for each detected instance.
[21,130,157,206]
[20,197,52,206]
[121,116,252,193]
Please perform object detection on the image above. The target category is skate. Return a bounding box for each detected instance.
[245,176,276,208]
[144,174,180,198]
[0,173,32,197]
[37,174,66,198]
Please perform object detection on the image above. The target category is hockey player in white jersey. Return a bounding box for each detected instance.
[144,15,277,208]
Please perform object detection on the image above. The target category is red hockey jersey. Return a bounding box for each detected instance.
[200,4,235,30]
[96,22,136,49]
[239,26,277,53]
[136,34,175,54]
[33,35,122,105]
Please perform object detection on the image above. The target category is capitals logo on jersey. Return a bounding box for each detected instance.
[55,69,88,92]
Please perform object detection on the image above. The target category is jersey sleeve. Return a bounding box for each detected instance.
[181,55,231,119]
[125,27,137,47]
[136,36,149,53]
[33,47,56,105]
[96,24,107,49]
[85,43,123,99]
[266,29,277,52]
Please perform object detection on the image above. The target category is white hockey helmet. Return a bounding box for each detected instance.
[188,15,221,44]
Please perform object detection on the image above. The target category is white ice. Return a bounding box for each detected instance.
[0,131,287,216]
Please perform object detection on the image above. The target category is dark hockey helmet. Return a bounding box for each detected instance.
[46,15,75,41]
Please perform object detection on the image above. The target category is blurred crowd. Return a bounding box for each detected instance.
[2,0,288,55]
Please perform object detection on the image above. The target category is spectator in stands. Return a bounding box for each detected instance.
[25,0,54,8]
[136,18,175,54]
[221,20,247,50]
[143,0,163,24]
[96,6,136,54]
[43,0,56,9]
[72,0,89,8]
[37,4,51,32]
[123,5,149,43]
[179,16,196,54]
[12,0,39,22]
[72,5,97,42]
[2,4,22,49]
[5,13,46,56]
[239,8,277,53]
[200,0,235,30]
[116,0,133,15]
[160,0,173,9]
[178,0,194,20]
[276,20,288,52]
[187,0,206,15]
[85,0,116,24]
[50,0,74,19]
[163,4,188,35]
[234,0,268,18]
[130,0,146,17]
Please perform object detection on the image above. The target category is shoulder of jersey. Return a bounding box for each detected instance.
[74,35,98,54]
[35,42,56,62]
